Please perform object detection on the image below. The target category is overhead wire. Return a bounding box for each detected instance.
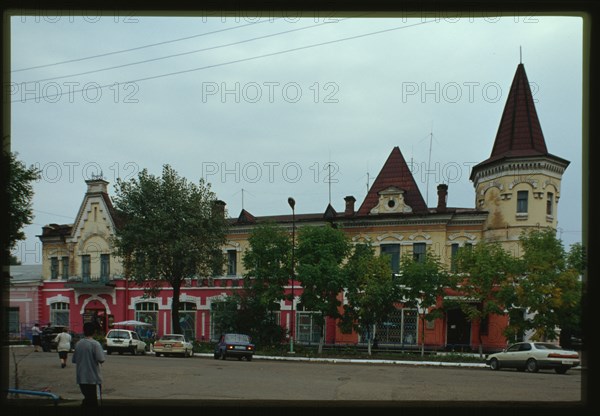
[13,19,436,103]
[21,18,354,84]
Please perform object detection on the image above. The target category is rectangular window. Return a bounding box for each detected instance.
[100,254,110,279]
[547,192,554,216]
[517,190,529,213]
[81,255,91,279]
[450,243,459,272]
[61,256,69,279]
[413,243,426,263]
[50,257,58,280]
[480,315,489,336]
[380,244,400,274]
[227,250,237,276]
[8,307,19,336]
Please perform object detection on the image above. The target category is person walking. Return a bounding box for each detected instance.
[72,322,105,407]
[31,323,42,352]
[54,327,72,368]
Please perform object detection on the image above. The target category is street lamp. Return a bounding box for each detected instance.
[287,197,296,354]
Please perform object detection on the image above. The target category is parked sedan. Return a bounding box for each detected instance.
[213,333,255,361]
[486,342,580,374]
[153,334,193,357]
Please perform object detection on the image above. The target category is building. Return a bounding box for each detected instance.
[8,264,43,341]
[36,63,568,351]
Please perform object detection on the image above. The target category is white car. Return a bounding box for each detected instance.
[153,334,194,357]
[106,329,147,355]
[486,342,580,374]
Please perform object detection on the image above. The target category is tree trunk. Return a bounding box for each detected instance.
[420,313,425,357]
[171,281,182,335]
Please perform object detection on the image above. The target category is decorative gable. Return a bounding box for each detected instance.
[369,186,413,214]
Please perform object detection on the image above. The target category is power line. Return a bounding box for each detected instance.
[21,18,352,84]
[12,18,278,73]
[13,19,436,103]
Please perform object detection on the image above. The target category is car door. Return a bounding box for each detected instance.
[502,343,524,368]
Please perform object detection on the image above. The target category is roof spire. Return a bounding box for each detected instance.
[520,46,522,64]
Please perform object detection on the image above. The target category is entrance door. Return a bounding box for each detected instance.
[446,308,471,349]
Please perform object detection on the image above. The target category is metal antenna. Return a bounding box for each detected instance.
[426,124,433,206]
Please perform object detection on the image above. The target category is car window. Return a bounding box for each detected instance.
[108,330,129,339]
[224,334,250,343]
[534,343,561,350]
[519,343,532,351]
[132,332,140,340]
[507,344,521,352]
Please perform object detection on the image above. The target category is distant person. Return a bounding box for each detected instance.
[31,323,42,352]
[54,327,72,368]
[72,322,105,407]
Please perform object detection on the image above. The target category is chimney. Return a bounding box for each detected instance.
[344,196,356,217]
[212,200,226,218]
[437,184,448,212]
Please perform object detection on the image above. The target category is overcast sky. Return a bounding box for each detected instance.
[9,11,584,265]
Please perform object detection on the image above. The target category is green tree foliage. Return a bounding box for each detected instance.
[296,224,350,353]
[341,243,396,355]
[235,222,291,345]
[398,248,452,356]
[112,165,228,335]
[5,151,40,250]
[453,242,518,355]
[503,229,583,343]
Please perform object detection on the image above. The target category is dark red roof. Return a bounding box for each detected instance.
[357,147,428,215]
[471,63,569,177]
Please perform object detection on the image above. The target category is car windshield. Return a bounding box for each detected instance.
[224,334,250,343]
[533,343,562,350]
[162,335,184,341]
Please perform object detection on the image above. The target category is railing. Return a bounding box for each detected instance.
[67,275,111,284]
[6,388,60,405]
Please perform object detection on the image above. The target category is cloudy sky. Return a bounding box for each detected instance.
[9,11,584,265]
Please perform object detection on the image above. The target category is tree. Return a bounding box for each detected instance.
[5,151,40,251]
[453,242,518,356]
[398,248,452,356]
[341,243,396,355]
[503,229,583,343]
[296,224,350,353]
[112,165,228,335]
[237,222,291,345]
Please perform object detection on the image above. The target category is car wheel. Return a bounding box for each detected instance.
[221,351,227,360]
[213,352,219,360]
[526,359,539,373]
[246,355,252,362]
[106,349,112,355]
[155,352,161,357]
[489,358,500,371]
[555,366,569,374]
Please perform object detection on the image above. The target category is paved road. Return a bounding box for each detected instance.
[5,346,585,412]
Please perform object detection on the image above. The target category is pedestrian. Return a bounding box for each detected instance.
[31,323,42,352]
[54,327,72,368]
[72,322,105,407]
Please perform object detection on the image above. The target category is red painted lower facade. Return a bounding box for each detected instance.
[39,275,508,353]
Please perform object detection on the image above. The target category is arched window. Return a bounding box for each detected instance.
[50,302,70,326]
[179,302,196,341]
[135,302,158,338]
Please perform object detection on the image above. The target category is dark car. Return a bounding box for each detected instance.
[41,325,80,352]
[213,333,255,361]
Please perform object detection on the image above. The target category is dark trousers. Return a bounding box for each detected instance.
[79,384,99,407]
